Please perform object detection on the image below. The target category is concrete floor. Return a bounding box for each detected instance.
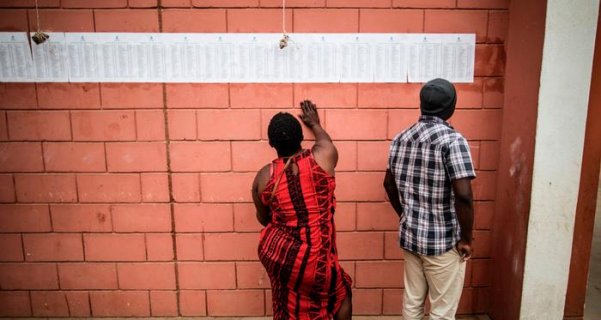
[584,173,601,319]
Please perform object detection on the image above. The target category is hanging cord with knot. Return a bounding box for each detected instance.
[279,0,289,49]
[31,0,49,45]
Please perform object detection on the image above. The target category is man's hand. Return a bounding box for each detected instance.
[299,100,320,128]
[456,240,473,261]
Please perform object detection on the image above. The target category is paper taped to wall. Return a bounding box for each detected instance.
[0,32,475,83]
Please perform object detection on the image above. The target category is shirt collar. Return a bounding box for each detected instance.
[419,115,452,128]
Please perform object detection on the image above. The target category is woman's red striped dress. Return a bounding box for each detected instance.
[258,149,352,320]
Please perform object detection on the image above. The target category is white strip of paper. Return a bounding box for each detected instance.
[0,32,475,83]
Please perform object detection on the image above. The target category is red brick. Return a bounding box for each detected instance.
[294,83,356,108]
[234,203,263,232]
[136,110,165,141]
[146,233,175,261]
[474,201,494,230]
[65,291,90,317]
[31,291,69,317]
[179,290,207,316]
[473,230,491,258]
[95,9,159,32]
[237,262,270,289]
[0,263,58,289]
[230,84,293,109]
[172,173,200,202]
[77,174,141,203]
[328,0,389,7]
[475,44,505,76]
[326,109,387,140]
[37,83,101,109]
[176,233,204,260]
[204,232,259,260]
[150,291,178,316]
[51,204,112,232]
[43,142,106,172]
[337,232,384,260]
[129,0,158,7]
[84,234,146,261]
[140,173,169,203]
[71,110,136,141]
[207,290,264,316]
[0,142,43,172]
[162,9,226,32]
[197,109,261,140]
[357,202,399,231]
[334,202,356,231]
[360,9,423,32]
[451,109,502,140]
[15,174,77,202]
[261,109,322,141]
[473,287,489,313]
[457,287,474,314]
[0,174,15,202]
[170,142,231,172]
[358,83,420,108]
[470,141,481,169]
[193,0,258,6]
[100,83,163,108]
[458,0,508,8]
[167,83,228,108]
[383,289,403,314]
[106,142,167,172]
[425,10,488,43]
[0,112,7,140]
[455,78,483,108]
[357,141,389,171]
[335,141,357,171]
[0,234,23,261]
[23,233,83,261]
[392,0,455,7]
[261,0,324,7]
[161,0,190,6]
[480,140,500,170]
[58,263,117,290]
[112,204,171,232]
[472,258,490,286]
[0,83,36,109]
[178,262,236,289]
[483,77,504,108]
[472,170,496,201]
[62,0,126,7]
[7,111,71,141]
[0,292,31,316]
[385,231,404,259]
[118,263,176,289]
[488,10,509,43]
[231,141,273,172]
[201,172,255,202]
[336,172,386,201]
[356,261,403,288]
[265,290,273,315]
[29,9,94,31]
[353,288,382,315]
[228,9,292,32]
[0,9,28,31]
[1,0,59,7]
[294,9,359,32]
[168,109,197,140]
[174,203,234,232]
[0,204,51,232]
[90,291,150,317]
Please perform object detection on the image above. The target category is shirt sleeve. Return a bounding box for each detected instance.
[444,136,476,181]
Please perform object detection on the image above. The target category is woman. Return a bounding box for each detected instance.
[252,100,352,320]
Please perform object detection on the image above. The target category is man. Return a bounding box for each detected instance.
[383,78,476,320]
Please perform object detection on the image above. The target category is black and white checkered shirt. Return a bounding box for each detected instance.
[388,115,476,256]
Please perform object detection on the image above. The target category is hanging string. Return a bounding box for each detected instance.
[35,0,41,33]
[31,0,49,44]
[279,0,289,49]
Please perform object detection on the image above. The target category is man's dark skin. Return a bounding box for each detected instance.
[383,170,474,261]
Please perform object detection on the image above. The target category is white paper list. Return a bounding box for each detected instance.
[0,33,34,82]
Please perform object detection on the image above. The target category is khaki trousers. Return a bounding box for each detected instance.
[402,248,465,320]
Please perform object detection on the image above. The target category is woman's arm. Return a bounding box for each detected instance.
[251,164,272,226]
[299,100,338,176]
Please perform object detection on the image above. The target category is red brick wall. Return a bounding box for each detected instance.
[0,0,507,317]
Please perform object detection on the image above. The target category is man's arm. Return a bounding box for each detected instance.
[251,164,271,226]
[383,169,403,218]
[453,178,474,260]
[299,100,337,176]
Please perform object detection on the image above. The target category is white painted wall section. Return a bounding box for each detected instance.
[520,0,599,319]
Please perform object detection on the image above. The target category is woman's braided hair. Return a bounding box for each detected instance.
[267,112,304,157]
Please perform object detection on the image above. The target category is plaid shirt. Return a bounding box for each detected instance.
[388,115,476,256]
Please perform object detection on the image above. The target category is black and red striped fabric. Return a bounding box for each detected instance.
[258,149,352,320]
